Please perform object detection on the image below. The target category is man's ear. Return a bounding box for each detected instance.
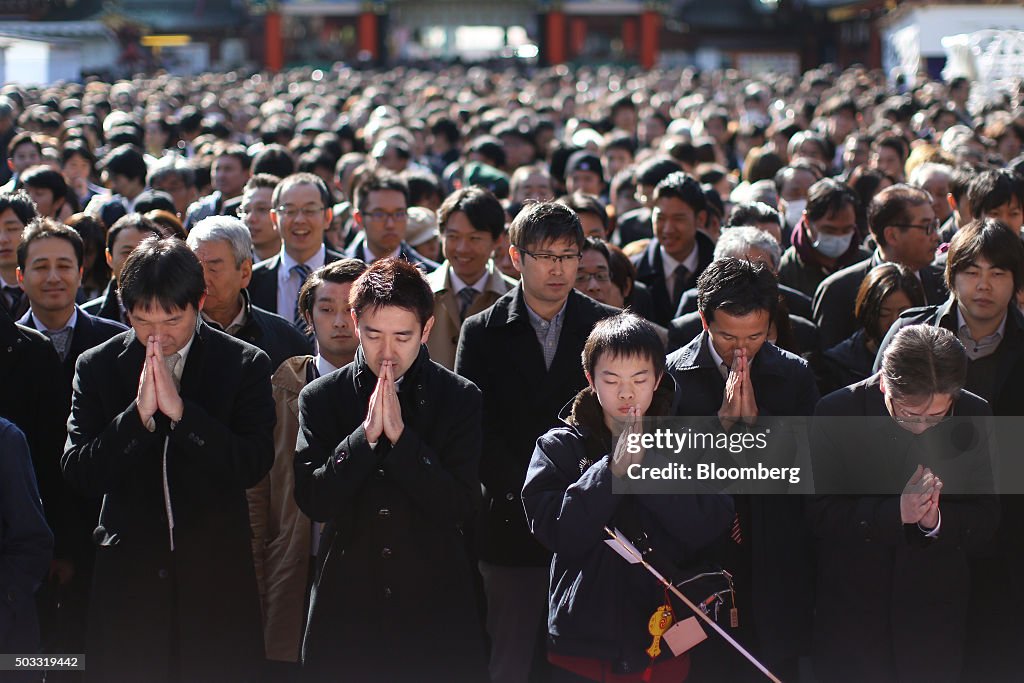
[420,315,435,344]
[239,259,253,289]
[879,374,887,395]
[509,245,523,274]
[352,209,363,229]
[350,309,360,338]
[16,267,23,285]
[585,370,594,390]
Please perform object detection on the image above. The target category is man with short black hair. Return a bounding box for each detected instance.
[345,172,439,272]
[63,236,274,682]
[82,213,166,325]
[966,168,1024,235]
[667,257,819,681]
[0,190,37,319]
[239,174,283,262]
[85,144,149,229]
[813,184,948,348]
[247,173,345,323]
[295,258,487,681]
[184,144,252,231]
[427,186,516,370]
[0,131,42,194]
[456,201,617,683]
[631,171,715,326]
[613,155,682,246]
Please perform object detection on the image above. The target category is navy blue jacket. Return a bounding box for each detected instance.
[0,418,54,654]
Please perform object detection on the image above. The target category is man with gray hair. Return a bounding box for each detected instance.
[674,225,813,320]
[187,215,311,372]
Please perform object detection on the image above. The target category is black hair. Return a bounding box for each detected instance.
[946,217,1024,293]
[17,216,84,270]
[437,186,505,240]
[582,311,666,379]
[507,200,584,251]
[353,173,409,213]
[349,257,434,328]
[405,171,442,208]
[119,236,205,313]
[635,156,683,188]
[559,192,609,233]
[467,136,507,170]
[696,257,778,323]
[727,202,781,228]
[881,325,967,401]
[967,168,1024,219]
[297,258,368,331]
[21,165,68,201]
[105,213,165,253]
[100,144,147,184]
[272,172,334,212]
[653,171,707,214]
[855,263,926,344]
[61,140,96,168]
[805,178,859,222]
[252,144,295,178]
[867,184,932,248]
[0,190,38,225]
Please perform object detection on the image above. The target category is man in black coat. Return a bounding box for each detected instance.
[186,215,312,372]
[666,258,819,681]
[809,325,998,682]
[15,217,127,661]
[247,173,346,319]
[62,237,274,683]
[344,172,439,272]
[0,190,36,320]
[294,258,486,682]
[631,172,715,326]
[813,185,948,349]
[82,214,165,326]
[0,417,53,666]
[456,202,617,683]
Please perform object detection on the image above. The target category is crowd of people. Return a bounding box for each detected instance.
[0,60,1023,683]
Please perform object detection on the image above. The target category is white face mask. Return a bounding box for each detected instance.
[813,231,854,258]
[783,199,807,227]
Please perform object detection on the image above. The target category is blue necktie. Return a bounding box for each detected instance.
[291,263,312,327]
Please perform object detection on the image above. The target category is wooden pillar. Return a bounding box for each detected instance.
[570,18,586,59]
[640,8,659,70]
[264,11,284,72]
[623,18,638,59]
[546,9,566,65]
[358,9,378,60]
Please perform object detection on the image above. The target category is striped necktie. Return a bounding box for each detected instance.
[291,263,313,326]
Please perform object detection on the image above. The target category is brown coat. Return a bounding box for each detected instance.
[247,355,314,663]
[426,261,517,370]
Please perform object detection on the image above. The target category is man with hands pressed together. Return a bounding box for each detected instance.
[62,237,275,683]
[809,325,998,682]
[666,257,819,681]
[294,258,486,682]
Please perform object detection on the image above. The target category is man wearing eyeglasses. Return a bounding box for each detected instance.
[247,173,345,326]
[809,324,997,682]
[344,173,439,273]
[455,202,616,683]
[813,185,947,349]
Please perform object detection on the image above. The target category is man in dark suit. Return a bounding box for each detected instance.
[631,171,714,326]
[187,215,312,372]
[810,325,998,682]
[0,417,53,665]
[294,258,486,682]
[814,184,948,349]
[0,190,37,320]
[15,217,127,661]
[456,202,617,683]
[63,236,274,683]
[344,172,439,272]
[82,213,165,326]
[247,173,345,321]
[666,258,819,681]
[84,144,149,230]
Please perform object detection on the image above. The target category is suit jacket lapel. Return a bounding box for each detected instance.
[179,324,208,399]
[117,329,146,400]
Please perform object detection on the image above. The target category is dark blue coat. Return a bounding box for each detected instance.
[0,418,53,655]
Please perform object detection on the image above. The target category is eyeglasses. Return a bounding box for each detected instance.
[888,396,955,426]
[274,205,326,219]
[575,271,612,284]
[890,217,941,235]
[518,248,583,266]
[364,210,408,224]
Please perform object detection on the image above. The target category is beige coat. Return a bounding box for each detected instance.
[425,261,517,370]
[247,355,314,663]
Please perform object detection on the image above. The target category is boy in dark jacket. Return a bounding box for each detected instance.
[523,312,733,682]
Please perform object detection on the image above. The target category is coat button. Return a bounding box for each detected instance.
[384,587,392,599]
[158,569,169,579]
[378,508,390,518]
[381,547,392,559]
[505,492,515,502]
[376,468,385,478]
